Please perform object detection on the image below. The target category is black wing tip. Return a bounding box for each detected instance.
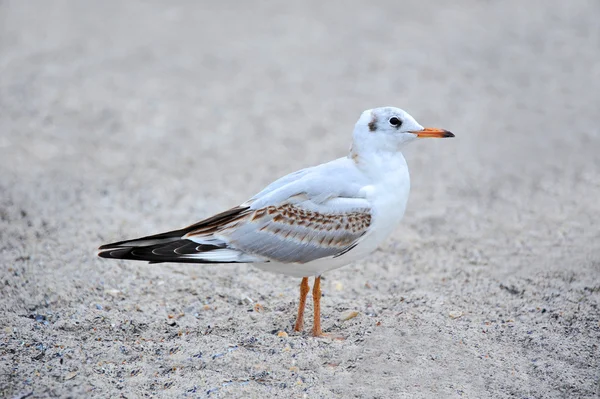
[97,246,167,263]
[97,249,110,258]
[96,241,240,265]
[97,246,132,260]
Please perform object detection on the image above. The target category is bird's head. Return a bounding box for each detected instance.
[352,107,454,153]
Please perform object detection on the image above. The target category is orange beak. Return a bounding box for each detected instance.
[411,127,454,138]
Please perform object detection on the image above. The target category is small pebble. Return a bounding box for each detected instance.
[104,288,121,297]
[242,296,254,305]
[65,371,78,380]
[449,311,463,319]
[277,331,288,338]
[340,311,359,321]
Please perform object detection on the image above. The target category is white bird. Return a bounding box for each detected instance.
[98,107,454,337]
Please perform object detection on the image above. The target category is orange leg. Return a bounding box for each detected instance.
[294,277,310,332]
[312,276,323,337]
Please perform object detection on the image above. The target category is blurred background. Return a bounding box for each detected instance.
[1,1,599,397]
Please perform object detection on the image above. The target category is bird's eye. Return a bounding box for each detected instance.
[389,117,402,127]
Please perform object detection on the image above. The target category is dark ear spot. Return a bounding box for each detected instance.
[368,114,377,132]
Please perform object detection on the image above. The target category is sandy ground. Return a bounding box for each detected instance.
[1,1,599,398]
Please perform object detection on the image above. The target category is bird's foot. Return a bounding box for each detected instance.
[293,320,304,333]
[312,329,345,340]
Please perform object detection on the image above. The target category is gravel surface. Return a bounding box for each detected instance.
[1,1,599,398]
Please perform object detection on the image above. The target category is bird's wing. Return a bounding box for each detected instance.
[187,197,371,264]
[99,157,373,264]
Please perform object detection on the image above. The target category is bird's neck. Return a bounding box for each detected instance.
[348,143,409,182]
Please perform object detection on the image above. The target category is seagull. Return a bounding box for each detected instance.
[98,107,454,337]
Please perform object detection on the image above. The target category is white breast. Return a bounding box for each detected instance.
[346,161,411,262]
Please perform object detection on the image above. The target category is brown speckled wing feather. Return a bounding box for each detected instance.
[185,202,371,263]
